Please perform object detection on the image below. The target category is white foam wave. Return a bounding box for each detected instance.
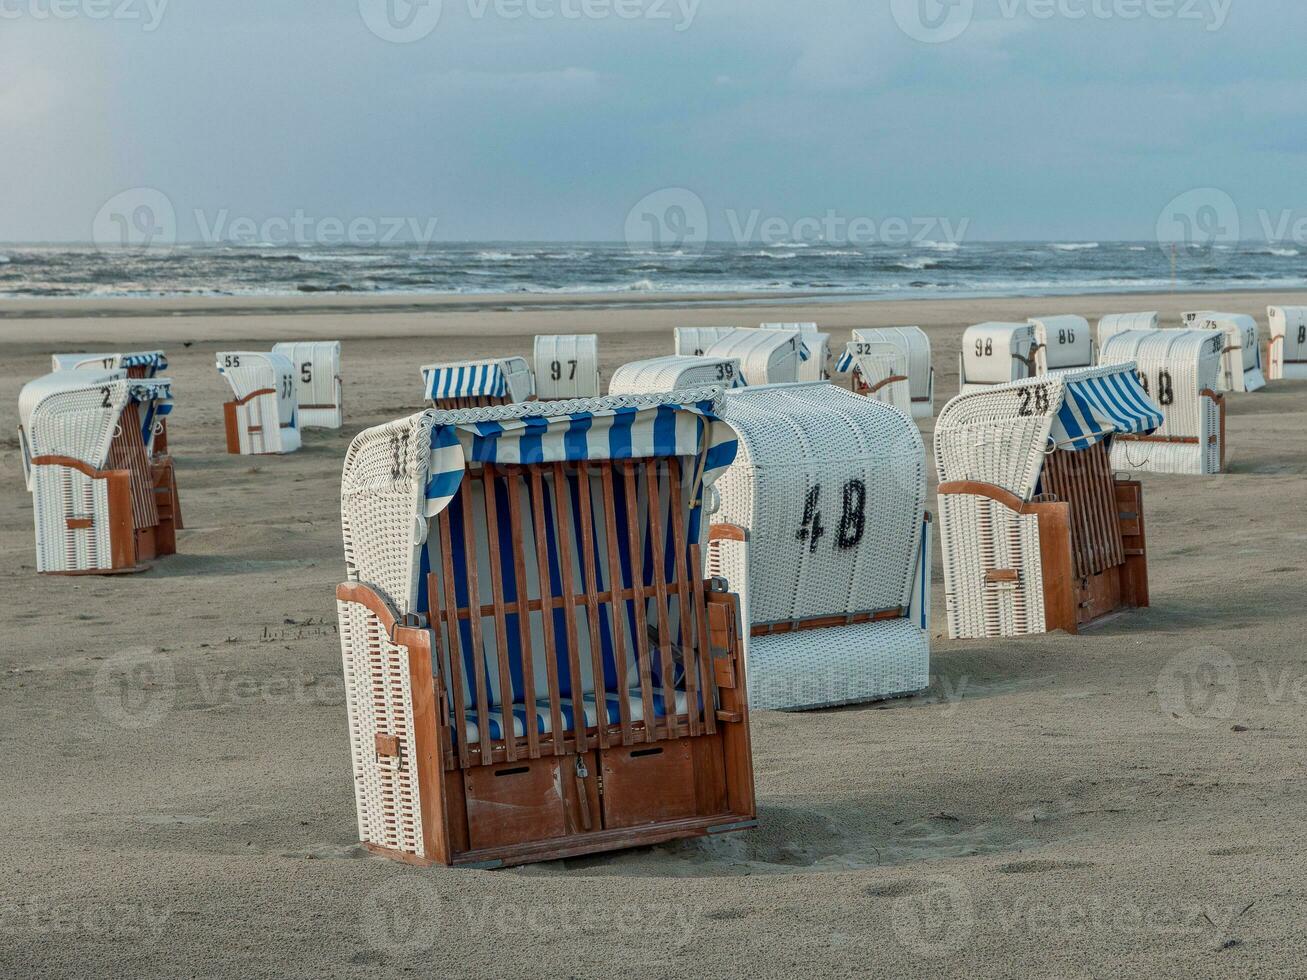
[1050,242,1100,252]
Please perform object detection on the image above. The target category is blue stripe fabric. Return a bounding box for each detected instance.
[423,361,511,401]
[1048,364,1164,450]
[836,349,855,373]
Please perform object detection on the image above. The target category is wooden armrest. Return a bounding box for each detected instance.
[985,569,1019,584]
[709,523,747,543]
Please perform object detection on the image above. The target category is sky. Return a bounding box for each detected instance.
[1,0,1304,243]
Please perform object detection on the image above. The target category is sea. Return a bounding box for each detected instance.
[0,241,1303,301]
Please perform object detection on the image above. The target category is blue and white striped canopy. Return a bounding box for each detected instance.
[123,351,168,375]
[127,381,174,445]
[1048,365,1163,451]
[835,348,856,373]
[423,388,737,518]
[423,361,512,401]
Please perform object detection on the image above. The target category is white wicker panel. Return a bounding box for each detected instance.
[677,328,802,385]
[22,372,128,470]
[851,327,933,415]
[218,351,301,454]
[761,324,829,381]
[32,464,112,573]
[337,599,424,859]
[934,379,1061,500]
[609,355,741,395]
[674,326,734,357]
[272,341,343,429]
[1098,312,1158,351]
[533,335,600,399]
[747,618,929,711]
[715,384,926,625]
[848,348,912,414]
[1268,306,1307,381]
[1191,314,1265,393]
[960,322,1037,387]
[938,493,1046,640]
[1031,315,1094,372]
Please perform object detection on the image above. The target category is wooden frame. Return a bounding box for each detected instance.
[938,442,1149,634]
[338,455,756,868]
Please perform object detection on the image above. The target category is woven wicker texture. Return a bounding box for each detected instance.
[1099,329,1224,475]
[337,597,425,857]
[759,323,829,381]
[1098,312,1158,351]
[1190,314,1266,393]
[272,341,343,429]
[1268,306,1307,381]
[843,345,913,414]
[714,383,925,624]
[533,334,600,400]
[51,351,167,378]
[608,355,743,395]
[959,322,1037,392]
[1031,315,1094,372]
[675,327,802,385]
[850,327,934,416]
[935,378,1060,499]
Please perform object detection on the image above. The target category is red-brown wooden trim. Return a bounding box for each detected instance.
[30,455,112,479]
[230,387,277,407]
[866,375,909,394]
[751,606,904,637]
[708,523,747,543]
[985,569,1019,583]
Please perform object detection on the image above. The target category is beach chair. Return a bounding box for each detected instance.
[958,322,1039,395]
[1031,315,1095,373]
[1098,329,1227,475]
[1098,313,1158,352]
[533,335,600,400]
[674,327,803,385]
[335,389,756,867]
[1267,306,1307,380]
[1185,314,1266,393]
[608,355,745,395]
[707,383,931,710]
[53,350,172,451]
[844,326,935,418]
[835,343,912,414]
[18,371,180,574]
[420,357,535,410]
[51,350,168,379]
[216,351,302,456]
[934,364,1162,639]
[271,341,343,429]
[758,322,830,381]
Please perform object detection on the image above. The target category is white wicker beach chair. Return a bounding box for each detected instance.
[335,388,756,868]
[934,364,1162,639]
[51,351,168,379]
[1098,329,1227,475]
[835,343,912,414]
[843,327,934,418]
[18,371,181,574]
[608,355,745,395]
[271,341,343,429]
[216,351,302,456]
[420,357,535,410]
[674,327,803,385]
[1031,315,1095,372]
[958,322,1039,394]
[758,322,830,381]
[532,334,600,400]
[1267,306,1307,380]
[1098,313,1158,352]
[1186,314,1266,393]
[706,383,930,710]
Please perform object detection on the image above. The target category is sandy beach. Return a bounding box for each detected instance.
[3,287,1306,979]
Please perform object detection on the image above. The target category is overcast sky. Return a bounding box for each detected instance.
[1,0,1303,242]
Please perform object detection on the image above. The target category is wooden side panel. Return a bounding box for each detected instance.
[1115,480,1150,610]
[223,402,241,455]
[1032,503,1077,634]
[464,758,569,851]
[600,741,697,830]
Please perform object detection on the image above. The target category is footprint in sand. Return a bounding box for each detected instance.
[995,859,1095,874]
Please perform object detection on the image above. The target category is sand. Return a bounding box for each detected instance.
[2,288,1306,979]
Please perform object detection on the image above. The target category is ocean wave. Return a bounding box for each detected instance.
[1260,247,1300,257]
[895,258,938,271]
[1050,242,1100,252]
[0,255,10,264]
[916,240,961,251]
[475,250,532,261]
[627,279,656,291]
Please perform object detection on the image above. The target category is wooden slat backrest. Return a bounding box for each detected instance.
[106,403,160,531]
[1041,443,1124,579]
